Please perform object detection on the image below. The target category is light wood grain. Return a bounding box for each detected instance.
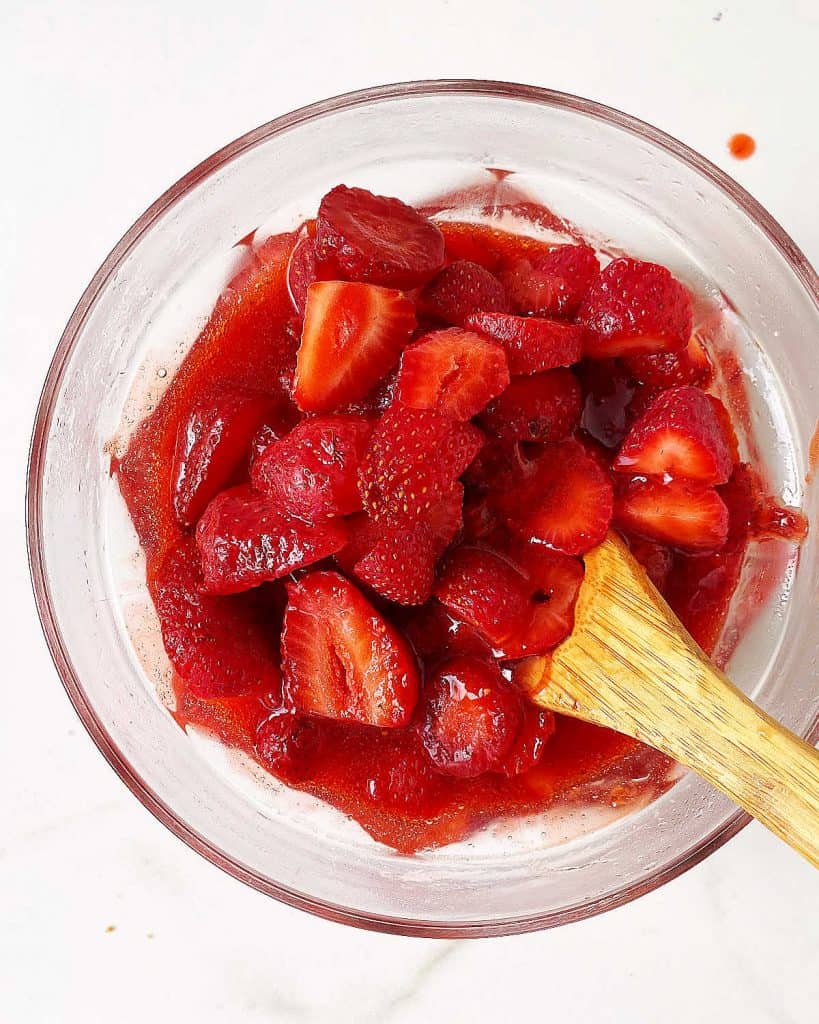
[520,533,819,867]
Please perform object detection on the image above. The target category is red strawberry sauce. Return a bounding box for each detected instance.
[115,187,805,854]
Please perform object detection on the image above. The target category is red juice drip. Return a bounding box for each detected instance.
[728,133,756,160]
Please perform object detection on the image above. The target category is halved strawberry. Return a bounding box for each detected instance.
[151,538,282,700]
[434,545,530,650]
[286,232,318,315]
[396,328,510,420]
[499,245,599,318]
[281,570,420,727]
[255,708,323,782]
[479,369,582,443]
[614,386,734,485]
[615,477,729,552]
[504,542,585,655]
[294,281,415,413]
[420,656,523,778]
[251,415,372,521]
[172,389,279,528]
[316,185,445,288]
[496,439,614,555]
[626,537,674,591]
[196,486,348,594]
[358,405,483,523]
[402,602,493,663]
[580,258,692,357]
[418,260,510,326]
[623,331,713,389]
[465,311,583,375]
[496,706,556,778]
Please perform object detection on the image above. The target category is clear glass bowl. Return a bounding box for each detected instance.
[27,81,819,936]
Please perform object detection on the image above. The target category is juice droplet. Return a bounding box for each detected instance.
[728,133,756,160]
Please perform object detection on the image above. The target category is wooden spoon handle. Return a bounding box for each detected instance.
[522,535,819,867]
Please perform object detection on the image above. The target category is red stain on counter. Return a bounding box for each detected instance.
[728,133,756,160]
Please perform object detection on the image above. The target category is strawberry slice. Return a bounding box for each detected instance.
[465,311,583,375]
[615,477,729,552]
[499,245,599,318]
[402,602,493,663]
[294,281,415,413]
[255,708,323,782]
[419,656,523,778]
[286,232,318,315]
[614,386,734,484]
[396,328,510,420]
[251,415,372,521]
[479,369,582,443]
[358,405,483,523]
[151,538,282,700]
[626,537,674,591]
[496,706,557,778]
[281,570,420,727]
[580,258,692,357]
[364,733,442,816]
[505,542,585,655]
[418,260,510,326]
[196,486,348,594]
[316,185,445,288]
[171,389,279,528]
[497,438,614,555]
[623,331,713,389]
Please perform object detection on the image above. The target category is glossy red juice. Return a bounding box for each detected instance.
[115,204,803,854]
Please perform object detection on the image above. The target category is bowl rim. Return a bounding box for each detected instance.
[25,79,819,938]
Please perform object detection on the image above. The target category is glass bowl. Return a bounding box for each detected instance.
[27,81,819,937]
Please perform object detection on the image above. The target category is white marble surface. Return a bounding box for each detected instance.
[2,1,817,1021]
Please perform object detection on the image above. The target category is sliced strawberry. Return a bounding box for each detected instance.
[497,439,614,555]
[354,522,438,605]
[294,281,415,413]
[196,486,348,594]
[251,415,372,521]
[172,389,279,528]
[286,232,318,315]
[504,542,585,655]
[499,245,599,318]
[281,570,420,727]
[615,477,729,552]
[626,537,674,591]
[580,258,692,357]
[402,602,493,663]
[151,538,282,700]
[358,405,483,523]
[707,393,741,464]
[396,328,510,420]
[255,708,323,782]
[461,437,527,493]
[316,185,445,288]
[420,656,523,778]
[623,331,713,389]
[496,706,557,778]
[465,311,583,375]
[479,369,582,443]
[418,260,510,326]
[365,733,442,815]
[435,545,530,650]
[614,386,734,484]
[461,490,504,544]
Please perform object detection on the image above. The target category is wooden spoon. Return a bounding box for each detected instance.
[516,532,819,867]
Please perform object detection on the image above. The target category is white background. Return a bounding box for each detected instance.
[2,2,818,1021]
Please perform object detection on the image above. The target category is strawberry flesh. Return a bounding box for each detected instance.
[504,542,585,655]
[466,311,583,375]
[497,706,557,778]
[479,369,582,443]
[286,232,318,315]
[295,281,415,413]
[396,328,510,420]
[281,570,420,727]
[499,245,599,318]
[418,259,510,326]
[623,332,713,389]
[615,476,729,553]
[255,708,323,782]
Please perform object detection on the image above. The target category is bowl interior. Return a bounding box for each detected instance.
[29,84,819,936]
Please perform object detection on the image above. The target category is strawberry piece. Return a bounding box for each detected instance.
[286,232,318,315]
[623,332,713,389]
[294,281,415,413]
[499,244,599,318]
[358,405,483,523]
[707,393,741,464]
[580,258,692,357]
[396,328,510,420]
[465,311,583,375]
[461,490,504,544]
[435,545,530,649]
[402,602,493,662]
[251,415,372,521]
[281,570,420,727]
[365,733,442,815]
[196,486,348,594]
[497,706,557,778]
[418,260,510,326]
[505,542,585,655]
[479,369,582,443]
[316,185,445,288]
[171,389,279,528]
[354,522,438,605]
[627,537,674,591]
[420,656,523,778]
[615,477,729,552]
[151,538,282,700]
[614,386,734,485]
[497,439,614,555]
[255,708,323,782]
